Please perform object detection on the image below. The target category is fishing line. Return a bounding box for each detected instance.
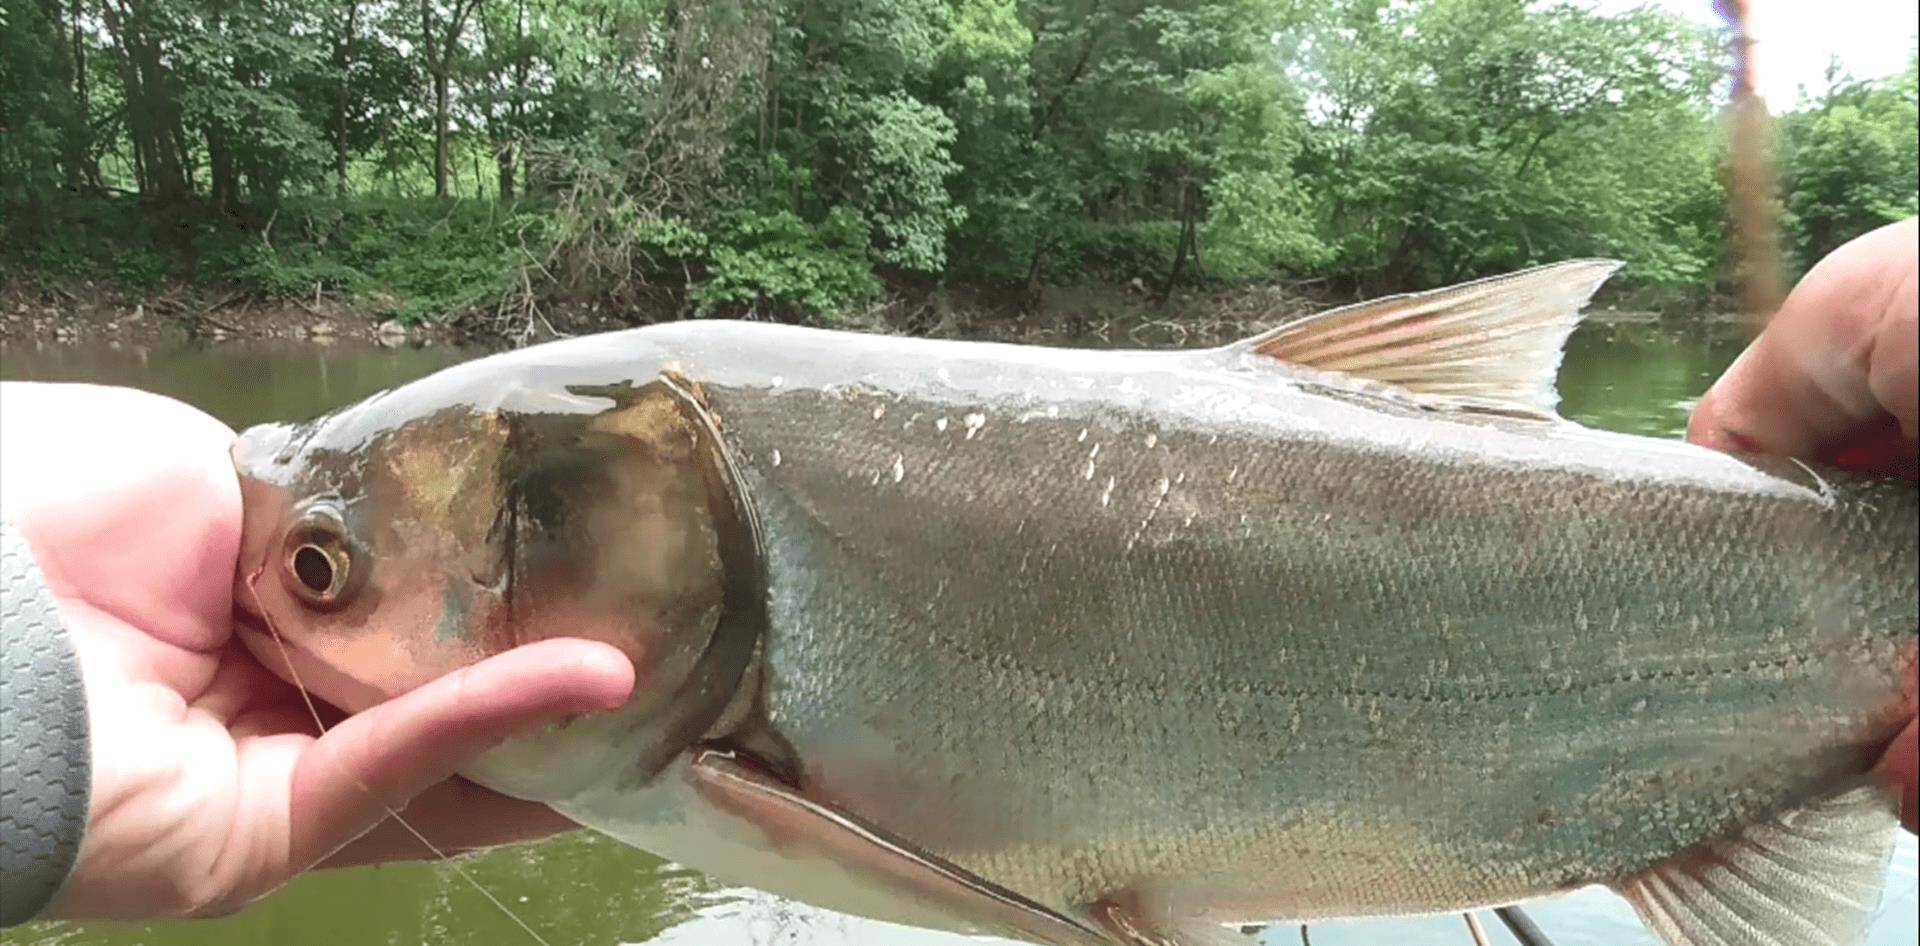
[244,564,555,946]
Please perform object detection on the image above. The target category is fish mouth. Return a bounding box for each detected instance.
[231,421,303,491]
[230,422,298,609]
[232,595,271,636]
[229,587,301,679]
[229,422,332,703]
[229,589,375,723]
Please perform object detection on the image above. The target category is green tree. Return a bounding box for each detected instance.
[98,0,198,201]
[174,0,331,208]
[418,0,485,199]
[1779,53,1920,268]
[1296,0,1722,290]
[2,0,1910,327]
[0,0,99,205]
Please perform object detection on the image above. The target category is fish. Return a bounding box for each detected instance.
[230,260,1918,946]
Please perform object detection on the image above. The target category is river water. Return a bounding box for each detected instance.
[1,320,1915,946]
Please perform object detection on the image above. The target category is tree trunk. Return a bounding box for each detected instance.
[134,63,188,200]
[1158,170,1197,304]
[207,123,235,211]
[1023,245,1048,307]
[170,111,195,195]
[433,69,451,198]
[64,0,101,191]
[103,0,185,201]
[334,1,357,196]
[496,142,516,201]
[1380,218,1431,293]
[1188,192,1207,277]
[470,144,485,197]
[422,0,479,200]
[102,3,145,193]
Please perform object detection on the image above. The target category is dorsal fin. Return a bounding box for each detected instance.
[1227,259,1623,418]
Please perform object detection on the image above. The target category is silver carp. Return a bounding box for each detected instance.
[231,261,1917,946]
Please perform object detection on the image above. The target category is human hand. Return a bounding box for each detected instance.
[1687,218,1918,832]
[0,383,635,920]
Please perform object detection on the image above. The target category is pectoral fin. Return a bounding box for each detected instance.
[687,747,1112,946]
[1226,259,1621,419]
[1612,782,1899,946]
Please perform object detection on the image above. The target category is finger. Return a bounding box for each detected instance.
[1875,717,1918,834]
[1825,415,1920,480]
[193,640,316,724]
[317,777,584,869]
[1688,219,1919,470]
[286,638,633,869]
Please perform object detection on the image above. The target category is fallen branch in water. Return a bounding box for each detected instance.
[185,290,248,335]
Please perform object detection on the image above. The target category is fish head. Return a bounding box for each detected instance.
[232,368,764,800]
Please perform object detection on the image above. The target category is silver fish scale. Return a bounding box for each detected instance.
[696,365,1915,925]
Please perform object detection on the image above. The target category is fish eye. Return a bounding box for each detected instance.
[291,543,342,595]
[282,504,361,609]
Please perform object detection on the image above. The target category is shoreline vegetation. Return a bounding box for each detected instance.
[0,251,1353,348]
[3,0,1915,349]
[0,252,1702,351]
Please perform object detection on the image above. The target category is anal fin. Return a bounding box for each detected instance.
[1614,783,1899,946]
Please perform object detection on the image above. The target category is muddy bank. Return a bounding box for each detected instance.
[0,281,457,347]
[0,278,1308,349]
[0,277,1698,351]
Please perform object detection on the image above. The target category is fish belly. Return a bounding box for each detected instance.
[554,765,994,935]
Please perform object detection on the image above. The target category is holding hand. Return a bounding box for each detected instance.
[0,383,634,921]
[1688,218,1919,831]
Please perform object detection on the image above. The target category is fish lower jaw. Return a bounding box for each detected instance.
[459,707,664,803]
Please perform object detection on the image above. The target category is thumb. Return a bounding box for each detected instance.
[1686,218,1918,472]
[285,638,634,869]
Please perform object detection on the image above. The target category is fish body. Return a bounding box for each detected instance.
[231,263,1918,946]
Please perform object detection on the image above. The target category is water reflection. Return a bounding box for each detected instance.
[2,321,1915,946]
[0,338,483,431]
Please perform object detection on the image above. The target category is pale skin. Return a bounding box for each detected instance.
[0,221,1912,922]
[1687,216,1919,833]
[0,383,636,919]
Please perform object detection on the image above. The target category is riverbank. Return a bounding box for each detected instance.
[0,277,1313,349]
[0,277,511,346]
[0,276,1701,351]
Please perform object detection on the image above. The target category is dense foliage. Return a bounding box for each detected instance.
[2,0,1915,323]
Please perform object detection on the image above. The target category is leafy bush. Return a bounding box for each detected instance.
[111,247,175,290]
[0,195,535,323]
[848,93,966,272]
[692,206,881,318]
[23,234,97,281]
[1049,221,1182,284]
[192,199,530,319]
[4,198,159,283]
